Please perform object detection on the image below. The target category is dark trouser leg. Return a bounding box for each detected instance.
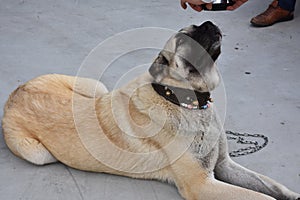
[278,0,296,12]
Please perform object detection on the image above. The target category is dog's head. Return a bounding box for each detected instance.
[149,21,222,92]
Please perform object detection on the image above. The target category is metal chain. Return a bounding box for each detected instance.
[225,130,268,157]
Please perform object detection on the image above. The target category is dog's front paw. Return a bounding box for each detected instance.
[291,193,300,200]
[283,191,300,200]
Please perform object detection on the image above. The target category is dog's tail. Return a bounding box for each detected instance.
[58,74,109,98]
[25,74,109,98]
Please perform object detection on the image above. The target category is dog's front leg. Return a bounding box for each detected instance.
[214,155,300,200]
[170,152,275,200]
[170,152,209,200]
[197,179,276,200]
[213,132,300,200]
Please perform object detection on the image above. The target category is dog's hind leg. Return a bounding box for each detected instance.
[4,132,57,165]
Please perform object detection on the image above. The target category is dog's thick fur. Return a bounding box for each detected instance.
[2,21,299,200]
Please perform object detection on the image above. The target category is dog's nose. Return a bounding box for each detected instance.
[193,21,215,29]
[197,21,217,30]
[201,21,215,27]
[199,21,222,39]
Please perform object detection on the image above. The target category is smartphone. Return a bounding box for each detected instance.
[201,0,234,11]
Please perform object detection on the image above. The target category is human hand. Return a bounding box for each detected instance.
[180,0,213,12]
[227,0,248,10]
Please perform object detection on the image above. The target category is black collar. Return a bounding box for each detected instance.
[151,83,213,110]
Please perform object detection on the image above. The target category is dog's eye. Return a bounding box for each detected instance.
[182,59,199,74]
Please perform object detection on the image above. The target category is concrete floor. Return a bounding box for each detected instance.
[0,0,300,199]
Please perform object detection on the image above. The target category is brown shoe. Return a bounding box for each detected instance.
[251,0,294,27]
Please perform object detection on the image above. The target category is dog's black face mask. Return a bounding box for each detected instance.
[179,21,222,62]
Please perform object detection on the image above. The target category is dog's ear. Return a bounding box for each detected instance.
[149,52,169,82]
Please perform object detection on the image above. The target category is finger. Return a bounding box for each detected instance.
[227,0,241,10]
[181,0,187,9]
[227,0,248,10]
[188,3,203,12]
[193,5,203,12]
[205,3,213,10]
[227,5,235,10]
[185,0,205,5]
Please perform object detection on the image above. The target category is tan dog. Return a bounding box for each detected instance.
[2,21,299,200]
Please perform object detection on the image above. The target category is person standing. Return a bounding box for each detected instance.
[180,0,296,27]
[250,0,295,27]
